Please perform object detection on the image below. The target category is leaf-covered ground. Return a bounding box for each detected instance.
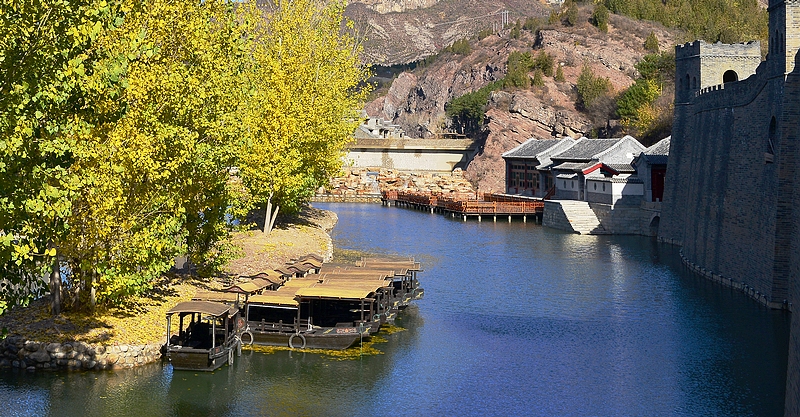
[0,208,337,346]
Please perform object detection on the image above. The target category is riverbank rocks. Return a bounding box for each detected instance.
[322,167,475,197]
[0,336,162,372]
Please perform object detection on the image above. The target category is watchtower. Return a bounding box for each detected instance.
[768,0,800,74]
[674,40,762,103]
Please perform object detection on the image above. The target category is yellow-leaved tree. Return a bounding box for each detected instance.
[56,0,252,309]
[238,0,370,234]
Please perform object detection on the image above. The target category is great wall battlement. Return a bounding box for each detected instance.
[660,2,800,414]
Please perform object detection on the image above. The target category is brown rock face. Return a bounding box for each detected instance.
[351,0,440,14]
[463,91,592,192]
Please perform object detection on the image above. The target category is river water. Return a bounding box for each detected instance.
[0,203,791,417]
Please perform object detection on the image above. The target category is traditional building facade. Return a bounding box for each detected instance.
[549,136,645,201]
[501,138,575,197]
[659,1,800,413]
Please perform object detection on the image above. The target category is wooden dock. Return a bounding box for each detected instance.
[381,190,544,223]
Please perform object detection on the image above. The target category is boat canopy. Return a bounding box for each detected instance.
[248,292,299,307]
[223,278,272,294]
[166,301,238,317]
[192,291,239,302]
[295,283,383,300]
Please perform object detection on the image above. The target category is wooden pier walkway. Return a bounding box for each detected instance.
[381,190,544,223]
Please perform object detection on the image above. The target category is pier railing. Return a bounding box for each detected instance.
[381,190,544,215]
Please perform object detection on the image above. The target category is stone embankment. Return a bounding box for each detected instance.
[1,337,162,372]
[320,167,475,199]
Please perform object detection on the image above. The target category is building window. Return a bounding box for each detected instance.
[602,183,606,192]
[593,183,597,190]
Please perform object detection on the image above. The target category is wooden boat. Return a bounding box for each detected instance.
[239,280,389,349]
[164,301,243,371]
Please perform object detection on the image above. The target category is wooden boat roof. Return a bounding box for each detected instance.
[223,278,272,294]
[318,271,391,280]
[296,280,391,300]
[278,277,319,289]
[297,253,324,264]
[295,286,377,300]
[167,301,237,317]
[274,266,297,276]
[246,272,285,284]
[248,292,299,307]
[297,257,323,268]
[192,291,239,302]
[356,259,420,271]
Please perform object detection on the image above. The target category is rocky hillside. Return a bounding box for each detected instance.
[346,0,548,65]
[364,7,676,192]
[351,0,441,14]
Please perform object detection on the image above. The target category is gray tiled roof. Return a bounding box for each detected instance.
[552,161,592,172]
[640,136,671,165]
[644,136,670,155]
[551,138,621,161]
[502,138,567,159]
[606,163,636,173]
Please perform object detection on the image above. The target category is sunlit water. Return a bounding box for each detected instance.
[0,203,790,417]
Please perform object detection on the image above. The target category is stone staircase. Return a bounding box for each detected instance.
[542,200,609,234]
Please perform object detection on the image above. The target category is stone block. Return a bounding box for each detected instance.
[29,350,51,363]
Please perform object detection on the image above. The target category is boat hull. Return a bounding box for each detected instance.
[167,346,232,371]
[244,327,369,350]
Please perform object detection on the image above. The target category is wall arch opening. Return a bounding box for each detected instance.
[649,216,660,237]
[723,70,738,83]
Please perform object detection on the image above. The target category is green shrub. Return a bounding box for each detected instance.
[616,78,661,121]
[533,69,544,87]
[534,51,555,77]
[563,0,579,26]
[635,51,675,82]
[510,21,522,40]
[644,32,659,52]
[505,50,534,88]
[446,38,472,55]
[523,17,543,33]
[592,4,609,32]
[445,80,504,130]
[555,65,565,82]
[576,64,612,108]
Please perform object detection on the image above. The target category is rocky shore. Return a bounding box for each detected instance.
[1,337,162,371]
[321,167,476,197]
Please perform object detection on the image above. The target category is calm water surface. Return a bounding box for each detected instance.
[0,203,790,417]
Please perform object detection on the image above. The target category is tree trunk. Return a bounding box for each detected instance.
[264,193,273,234]
[50,256,61,316]
[264,192,280,235]
[268,204,280,234]
[89,270,96,312]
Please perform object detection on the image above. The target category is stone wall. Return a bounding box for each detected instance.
[660,55,788,307]
[0,337,162,371]
[782,47,800,417]
[590,204,660,236]
[661,5,800,414]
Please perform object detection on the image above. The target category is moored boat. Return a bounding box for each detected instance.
[164,301,243,371]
